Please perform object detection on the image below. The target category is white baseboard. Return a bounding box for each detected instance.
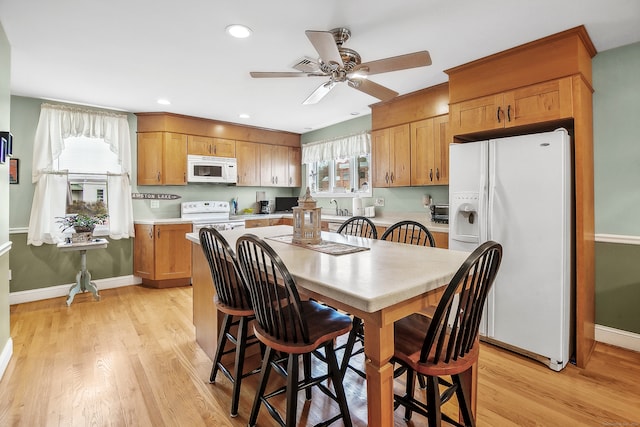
[0,337,13,381]
[596,324,640,352]
[9,275,142,305]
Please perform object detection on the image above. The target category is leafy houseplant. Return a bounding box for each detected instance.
[58,201,108,240]
[58,213,108,233]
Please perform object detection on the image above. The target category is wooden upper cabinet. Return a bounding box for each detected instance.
[236,140,261,186]
[410,115,450,186]
[450,77,574,137]
[187,135,235,157]
[288,146,302,187]
[372,124,411,188]
[433,115,450,185]
[260,144,289,187]
[137,132,187,185]
[410,119,435,186]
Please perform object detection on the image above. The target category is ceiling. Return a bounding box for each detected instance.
[1,0,639,135]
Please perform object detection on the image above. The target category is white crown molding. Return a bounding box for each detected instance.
[9,275,142,305]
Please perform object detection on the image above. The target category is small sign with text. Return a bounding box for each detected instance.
[131,193,182,200]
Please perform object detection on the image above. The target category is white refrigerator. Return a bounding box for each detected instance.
[448,129,571,371]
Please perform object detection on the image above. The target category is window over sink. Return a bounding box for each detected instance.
[302,131,372,198]
[307,154,371,197]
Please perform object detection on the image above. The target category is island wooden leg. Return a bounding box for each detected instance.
[363,319,395,427]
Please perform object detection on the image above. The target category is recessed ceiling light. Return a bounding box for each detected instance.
[239,113,250,119]
[350,111,360,116]
[157,99,171,105]
[226,24,252,39]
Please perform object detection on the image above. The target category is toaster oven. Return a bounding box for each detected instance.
[430,204,449,224]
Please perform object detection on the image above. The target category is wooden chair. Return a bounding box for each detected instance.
[392,241,503,426]
[336,215,378,239]
[334,216,378,379]
[236,233,353,427]
[198,227,262,418]
[380,220,436,247]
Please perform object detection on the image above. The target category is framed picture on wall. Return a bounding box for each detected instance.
[9,158,19,184]
[0,135,5,164]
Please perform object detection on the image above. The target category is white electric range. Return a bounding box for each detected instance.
[181,200,245,233]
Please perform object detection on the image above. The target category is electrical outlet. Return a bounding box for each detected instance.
[374,197,385,207]
[150,200,160,209]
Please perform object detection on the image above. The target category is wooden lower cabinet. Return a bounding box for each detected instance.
[245,218,279,228]
[134,223,192,288]
[432,231,448,249]
[245,217,329,230]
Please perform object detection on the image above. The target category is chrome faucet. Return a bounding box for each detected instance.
[330,199,338,216]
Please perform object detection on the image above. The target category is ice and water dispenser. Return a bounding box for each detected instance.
[450,192,480,250]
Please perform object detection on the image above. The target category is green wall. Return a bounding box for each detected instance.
[592,41,640,334]
[593,42,640,235]
[1,21,12,372]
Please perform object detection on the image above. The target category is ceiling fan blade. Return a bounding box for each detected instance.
[250,71,317,78]
[305,30,343,67]
[348,78,398,102]
[358,51,432,75]
[303,81,337,105]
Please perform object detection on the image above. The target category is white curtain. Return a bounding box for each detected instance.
[301,131,371,164]
[107,173,135,239]
[27,103,134,246]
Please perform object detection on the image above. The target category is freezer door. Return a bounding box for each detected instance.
[448,140,488,252]
[486,129,571,370]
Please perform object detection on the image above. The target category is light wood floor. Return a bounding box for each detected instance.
[1,285,639,426]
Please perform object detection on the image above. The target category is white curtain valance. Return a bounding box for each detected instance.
[32,103,132,183]
[302,131,371,164]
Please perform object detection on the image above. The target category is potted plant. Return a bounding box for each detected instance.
[58,201,108,242]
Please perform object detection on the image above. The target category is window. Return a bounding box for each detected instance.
[302,131,371,198]
[55,136,122,235]
[308,154,371,197]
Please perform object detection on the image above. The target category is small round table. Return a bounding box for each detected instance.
[57,238,108,306]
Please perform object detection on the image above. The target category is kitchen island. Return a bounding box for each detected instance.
[187,225,469,427]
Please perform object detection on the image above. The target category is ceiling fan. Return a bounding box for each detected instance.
[250,28,432,105]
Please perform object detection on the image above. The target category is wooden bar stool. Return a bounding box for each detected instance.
[236,233,353,427]
[392,241,503,426]
[199,227,263,418]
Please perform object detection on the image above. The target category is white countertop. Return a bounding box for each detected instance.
[187,225,465,313]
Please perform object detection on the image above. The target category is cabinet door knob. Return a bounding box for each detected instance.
[436,168,440,180]
[429,169,433,182]
[385,172,389,184]
[496,106,502,123]
[507,105,512,122]
[157,172,161,182]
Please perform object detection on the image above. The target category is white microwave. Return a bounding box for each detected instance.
[187,155,237,184]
